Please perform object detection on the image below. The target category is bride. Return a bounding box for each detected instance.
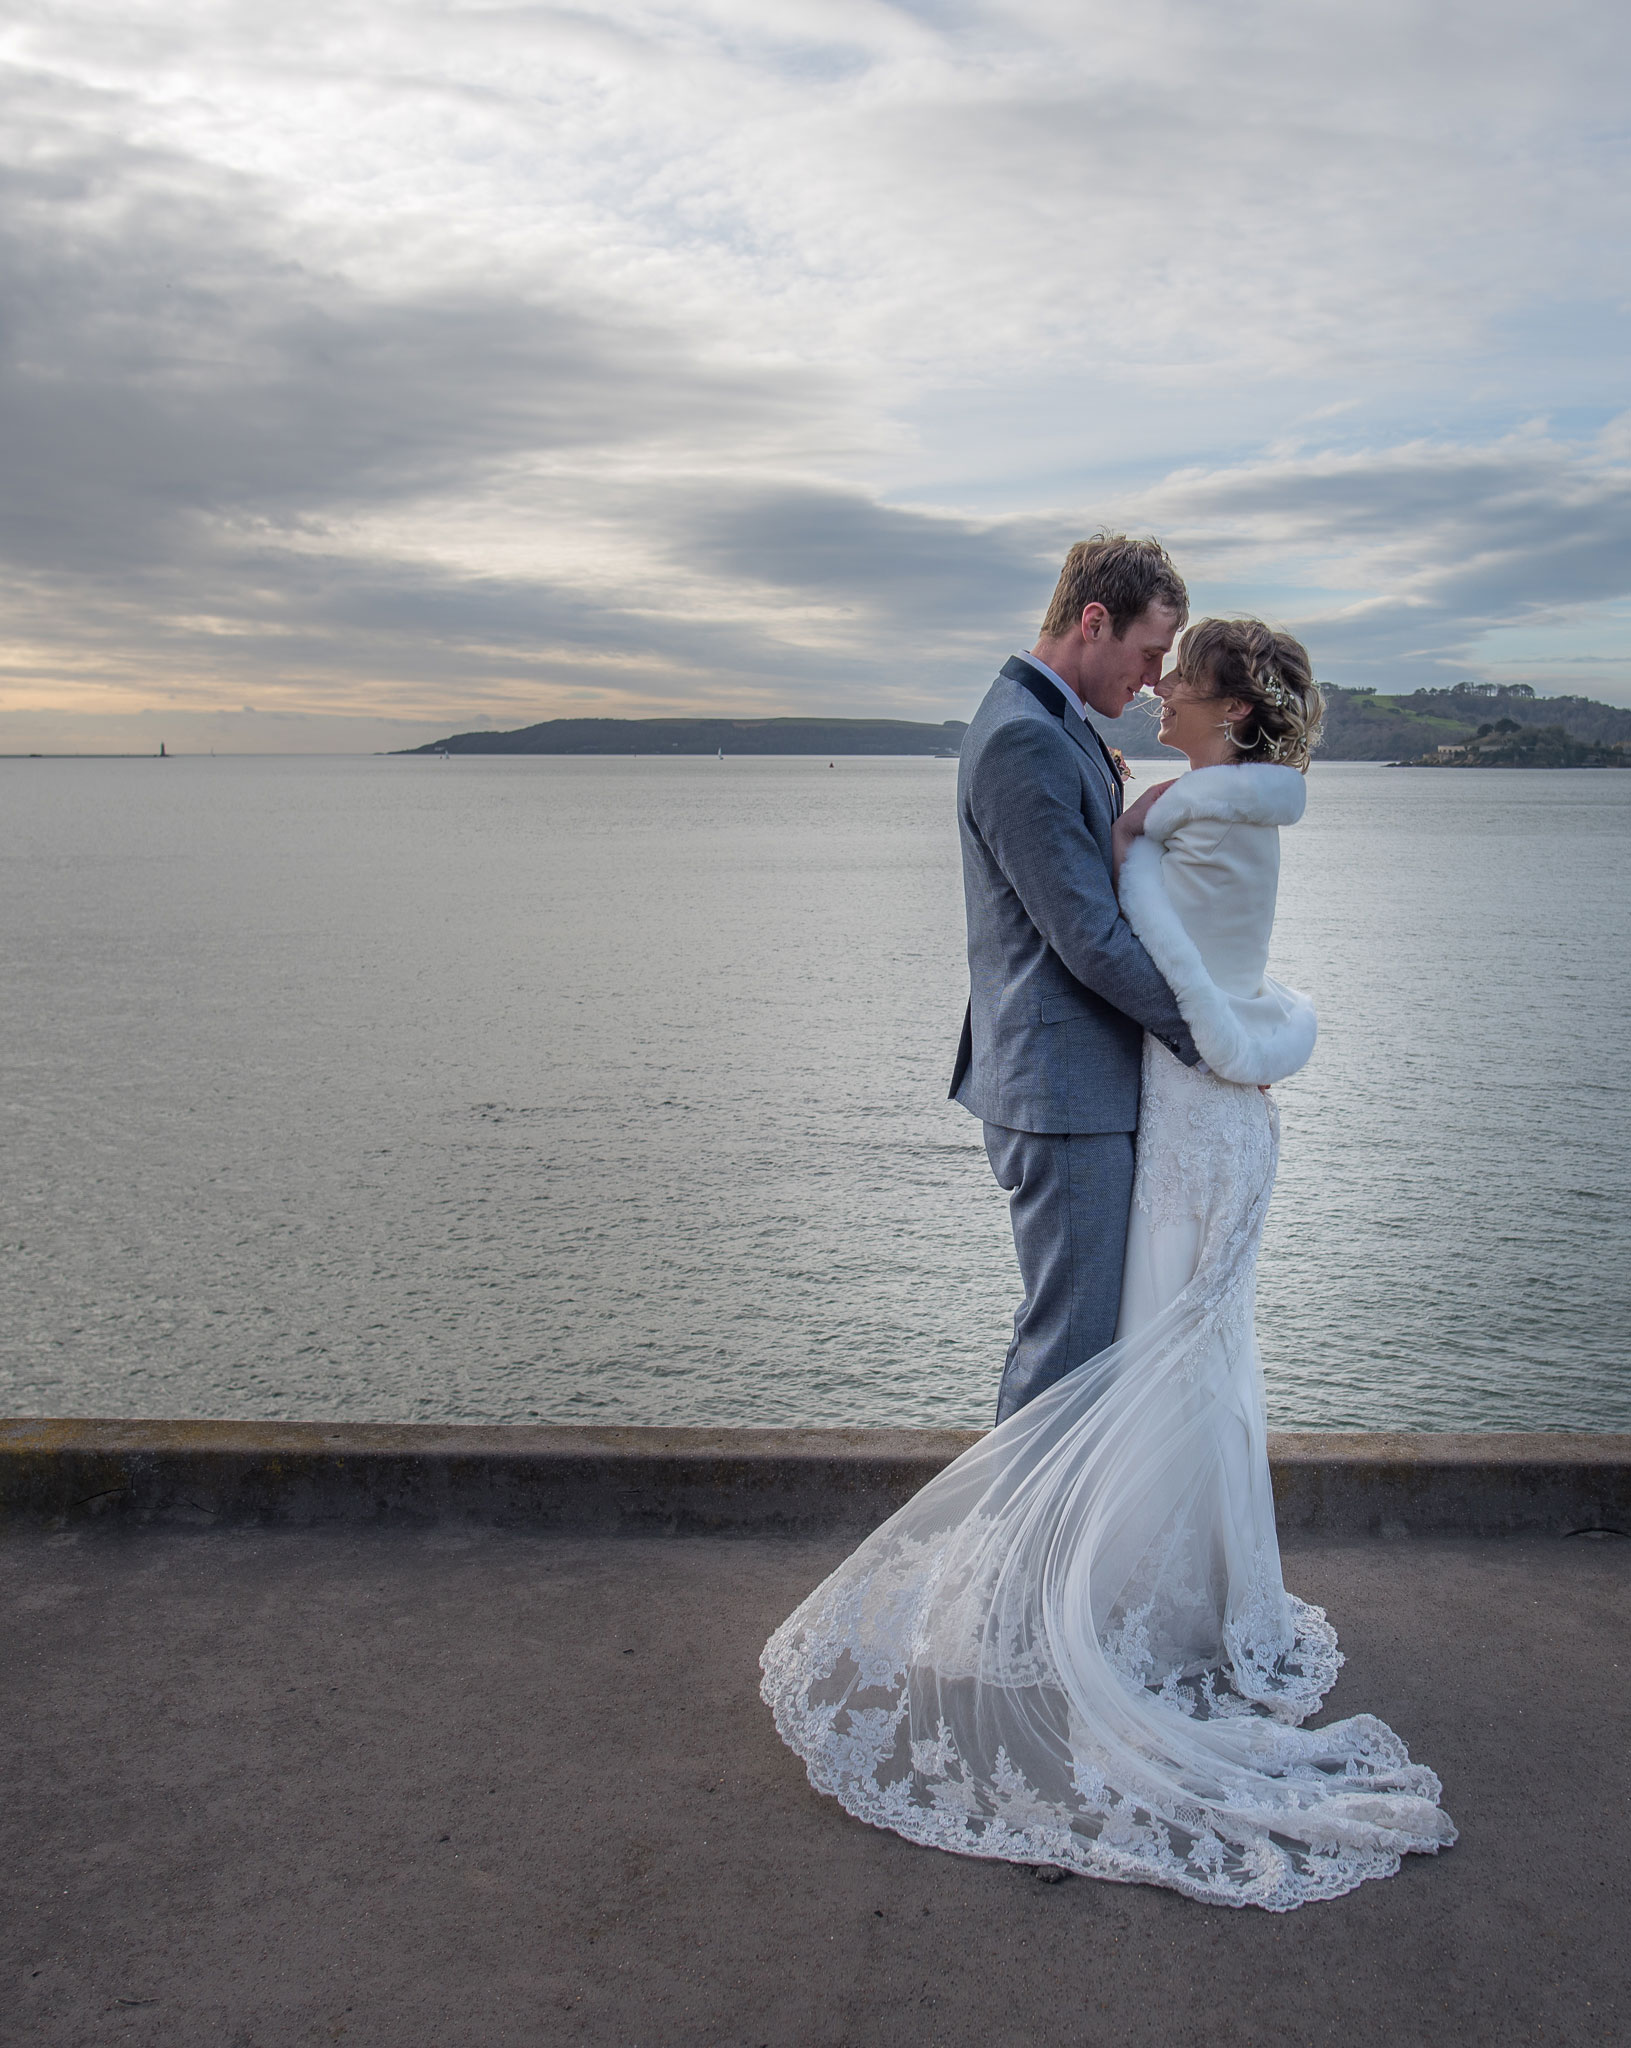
[761,618,1456,1911]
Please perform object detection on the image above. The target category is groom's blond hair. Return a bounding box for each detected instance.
[1040,534,1189,640]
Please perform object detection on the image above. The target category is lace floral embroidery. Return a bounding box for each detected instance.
[1132,1038,1275,1233]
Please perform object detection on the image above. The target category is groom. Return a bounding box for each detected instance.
[950,534,1200,1423]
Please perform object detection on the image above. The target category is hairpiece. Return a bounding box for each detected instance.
[1254,669,1291,709]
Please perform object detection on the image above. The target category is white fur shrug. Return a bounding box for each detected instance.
[1117,763,1317,1085]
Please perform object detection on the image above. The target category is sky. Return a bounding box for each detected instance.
[3,0,1630,752]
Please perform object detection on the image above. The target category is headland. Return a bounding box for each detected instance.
[403,681,1631,765]
[401,716,969,756]
[1402,717,1630,767]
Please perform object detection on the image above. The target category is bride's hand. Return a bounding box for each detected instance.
[1118,779,1176,838]
[1111,778,1176,883]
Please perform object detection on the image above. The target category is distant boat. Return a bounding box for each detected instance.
[717,748,724,760]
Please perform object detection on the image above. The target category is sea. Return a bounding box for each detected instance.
[2,754,1627,1434]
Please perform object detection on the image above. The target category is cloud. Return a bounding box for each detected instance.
[666,482,1058,629]
[1139,426,1631,689]
[0,71,809,552]
[2,0,1630,744]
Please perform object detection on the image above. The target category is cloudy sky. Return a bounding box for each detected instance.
[3,0,1629,751]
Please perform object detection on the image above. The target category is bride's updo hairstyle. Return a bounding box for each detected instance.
[1178,618,1324,773]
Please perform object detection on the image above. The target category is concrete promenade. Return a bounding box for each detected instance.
[2,1424,1628,2048]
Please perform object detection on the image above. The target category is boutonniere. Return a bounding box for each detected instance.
[1109,748,1134,785]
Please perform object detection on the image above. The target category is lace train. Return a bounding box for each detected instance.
[761,1043,1456,1911]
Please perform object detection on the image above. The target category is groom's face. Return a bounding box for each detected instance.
[1077,602,1181,719]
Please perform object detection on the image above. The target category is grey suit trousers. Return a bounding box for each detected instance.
[984,1122,1136,1425]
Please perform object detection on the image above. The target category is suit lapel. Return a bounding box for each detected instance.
[1000,655,1124,816]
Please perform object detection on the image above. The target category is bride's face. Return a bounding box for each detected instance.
[1150,663,1249,763]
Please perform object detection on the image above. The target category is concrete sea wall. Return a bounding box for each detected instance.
[2,1417,1628,1537]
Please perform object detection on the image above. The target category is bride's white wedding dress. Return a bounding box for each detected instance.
[761,764,1455,1911]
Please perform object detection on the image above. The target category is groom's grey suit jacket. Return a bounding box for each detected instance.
[950,656,1198,1134]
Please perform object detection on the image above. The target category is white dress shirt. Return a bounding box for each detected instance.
[1020,652,1091,721]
